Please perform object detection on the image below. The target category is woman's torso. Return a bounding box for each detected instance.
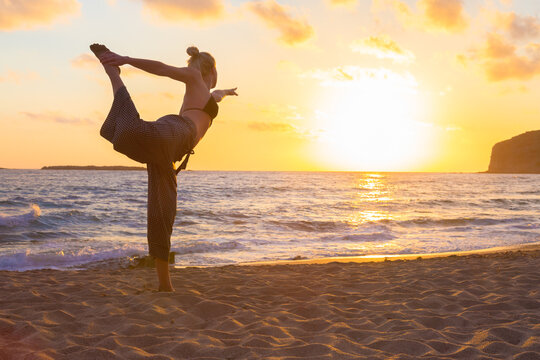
[179,76,214,146]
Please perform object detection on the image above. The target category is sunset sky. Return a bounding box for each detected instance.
[1,0,539,172]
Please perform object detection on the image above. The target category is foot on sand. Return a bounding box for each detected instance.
[89,43,120,74]
[157,286,175,293]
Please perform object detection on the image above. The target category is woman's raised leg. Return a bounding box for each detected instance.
[104,65,125,96]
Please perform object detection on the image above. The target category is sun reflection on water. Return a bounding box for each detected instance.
[346,173,396,226]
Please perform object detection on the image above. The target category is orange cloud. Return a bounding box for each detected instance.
[494,12,540,40]
[328,0,357,6]
[419,0,467,32]
[248,121,296,132]
[247,0,314,45]
[483,33,516,58]
[484,55,540,82]
[373,0,467,33]
[0,0,80,31]
[140,0,224,22]
[350,35,415,63]
[463,33,540,82]
[247,120,321,140]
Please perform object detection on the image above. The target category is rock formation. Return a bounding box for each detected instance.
[488,130,540,173]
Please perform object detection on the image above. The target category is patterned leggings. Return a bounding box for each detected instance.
[101,86,196,261]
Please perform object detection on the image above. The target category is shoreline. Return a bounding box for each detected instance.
[234,241,540,267]
[1,242,539,273]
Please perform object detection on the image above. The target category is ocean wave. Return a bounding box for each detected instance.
[0,244,146,271]
[339,232,396,242]
[0,204,41,227]
[269,220,347,232]
[392,217,529,228]
[22,230,73,240]
[172,240,245,255]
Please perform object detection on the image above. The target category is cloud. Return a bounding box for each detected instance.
[419,0,467,32]
[0,70,39,83]
[248,121,296,132]
[0,0,80,31]
[71,53,147,76]
[139,0,224,22]
[247,120,321,140]
[350,35,415,63]
[494,12,540,40]
[328,0,357,7]
[247,0,314,45]
[482,33,516,58]
[462,33,540,82]
[372,0,412,18]
[483,49,540,82]
[21,111,95,126]
[373,0,468,33]
[302,66,418,92]
[71,54,99,68]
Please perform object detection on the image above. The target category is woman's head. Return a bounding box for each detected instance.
[187,46,217,89]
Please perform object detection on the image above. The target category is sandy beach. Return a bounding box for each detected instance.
[1,247,539,360]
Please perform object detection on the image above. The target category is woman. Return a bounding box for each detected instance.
[90,43,237,292]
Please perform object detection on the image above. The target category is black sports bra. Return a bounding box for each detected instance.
[183,95,219,123]
[176,96,219,175]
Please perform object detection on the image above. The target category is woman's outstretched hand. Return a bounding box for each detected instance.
[211,88,238,103]
[99,51,129,67]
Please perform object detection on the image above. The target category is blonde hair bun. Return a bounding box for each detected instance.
[186,46,200,57]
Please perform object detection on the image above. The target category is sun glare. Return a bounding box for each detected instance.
[312,68,434,171]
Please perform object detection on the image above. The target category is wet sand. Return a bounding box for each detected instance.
[1,246,539,359]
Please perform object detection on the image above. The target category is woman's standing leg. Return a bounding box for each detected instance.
[147,162,178,292]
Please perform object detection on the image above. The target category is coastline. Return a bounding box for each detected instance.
[1,245,539,359]
[234,241,540,267]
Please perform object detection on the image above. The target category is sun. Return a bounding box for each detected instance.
[311,68,434,171]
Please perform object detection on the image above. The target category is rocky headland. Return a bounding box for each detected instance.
[488,130,540,173]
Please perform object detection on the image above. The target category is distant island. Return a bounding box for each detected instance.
[487,130,540,174]
[41,166,145,171]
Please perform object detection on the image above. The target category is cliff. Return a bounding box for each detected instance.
[488,130,540,173]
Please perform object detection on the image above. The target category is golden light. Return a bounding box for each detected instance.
[311,67,435,171]
[345,174,395,227]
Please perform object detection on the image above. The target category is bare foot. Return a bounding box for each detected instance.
[158,286,175,293]
[89,43,120,74]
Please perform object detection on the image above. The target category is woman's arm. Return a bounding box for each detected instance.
[211,88,238,103]
[99,52,196,83]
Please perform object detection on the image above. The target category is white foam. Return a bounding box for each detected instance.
[0,243,146,271]
[0,204,41,227]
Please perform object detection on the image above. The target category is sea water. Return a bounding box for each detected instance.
[0,170,539,270]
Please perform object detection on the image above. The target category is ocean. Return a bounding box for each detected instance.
[0,170,539,271]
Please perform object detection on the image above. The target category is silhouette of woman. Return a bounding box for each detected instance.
[90,44,237,291]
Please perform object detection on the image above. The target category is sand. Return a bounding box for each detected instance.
[1,248,539,359]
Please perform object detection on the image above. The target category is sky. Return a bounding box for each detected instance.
[1,0,539,172]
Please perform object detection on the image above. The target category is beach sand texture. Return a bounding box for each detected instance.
[1,250,539,359]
